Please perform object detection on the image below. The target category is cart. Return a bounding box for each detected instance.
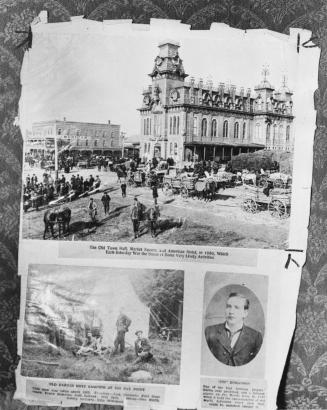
[242,185,291,218]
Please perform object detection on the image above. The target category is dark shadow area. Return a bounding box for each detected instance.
[215,193,236,201]
[276,331,295,409]
[67,220,89,235]
[163,198,176,205]
[157,218,183,234]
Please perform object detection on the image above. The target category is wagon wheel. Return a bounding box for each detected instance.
[273,179,284,189]
[242,199,258,213]
[269,199,287,218]
[163,183,172,196]
[180,186,189,198]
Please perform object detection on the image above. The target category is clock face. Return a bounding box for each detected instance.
[172,55,179,66]
[155,57,163,66]
[143,95,150,105]
[171,89,179,102]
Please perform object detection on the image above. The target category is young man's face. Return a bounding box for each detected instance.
[225,296,248,327]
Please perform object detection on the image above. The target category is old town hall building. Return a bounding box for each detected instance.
[139,41,294,163]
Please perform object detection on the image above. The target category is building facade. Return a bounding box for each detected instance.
[139,41,294,164]
[26,119,121,154]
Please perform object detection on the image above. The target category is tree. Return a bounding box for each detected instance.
[131,270,184,331]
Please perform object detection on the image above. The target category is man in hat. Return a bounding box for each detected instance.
[121,180,127,198]
[101,192,111,215]
[134,330,153,363]
[113,309,132,354]
[130,197,142,239]
[148,199,160,238]
[87,197,97,231]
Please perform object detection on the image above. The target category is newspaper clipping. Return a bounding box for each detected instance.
[15,13,319,410]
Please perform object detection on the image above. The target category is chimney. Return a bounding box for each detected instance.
[63,117,66,121]
[108,120,111,125]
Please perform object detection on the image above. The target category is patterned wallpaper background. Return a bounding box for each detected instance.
[0,0,327,409]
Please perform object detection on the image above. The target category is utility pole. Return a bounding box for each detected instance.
[121,132,126,158]
[54,133,58,180]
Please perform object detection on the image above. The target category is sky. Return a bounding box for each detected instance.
[19,19,301,138]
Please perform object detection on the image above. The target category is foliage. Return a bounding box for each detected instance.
[131,270,184,329]
[226,149,293,174]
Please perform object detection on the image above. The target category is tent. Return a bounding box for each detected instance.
[28,268,150,349]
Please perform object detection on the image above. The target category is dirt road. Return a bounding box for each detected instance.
[22,170,289,248]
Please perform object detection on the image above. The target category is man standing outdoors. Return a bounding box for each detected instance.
[87,197,97,232]
[205,292,263,366]
[148,199,160,238]
[113,309,132,354]
[101,192,111,215]
[120,180,127,198]
[130,197,142,239]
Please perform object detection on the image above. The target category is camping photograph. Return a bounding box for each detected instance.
[21,265,184,385]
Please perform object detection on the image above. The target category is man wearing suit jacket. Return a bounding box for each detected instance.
[205,292,263,366]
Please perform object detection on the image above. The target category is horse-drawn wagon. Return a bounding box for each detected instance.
[242,185,291,218]
[162,175,187,197]
[127,170,145,187]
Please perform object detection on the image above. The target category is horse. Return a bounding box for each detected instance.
[43,209,58,239]
[242,172,257,186]
[57,207,71,237]
[203,179,217,201]
[43,207,71,239]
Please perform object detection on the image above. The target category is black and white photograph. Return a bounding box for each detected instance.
[20,19,301,249]
[201,272,267,378]
[21,265,184,384]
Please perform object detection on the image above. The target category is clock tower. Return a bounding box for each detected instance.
[149,40,188,106]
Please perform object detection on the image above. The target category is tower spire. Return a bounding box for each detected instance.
[262,65,269,83]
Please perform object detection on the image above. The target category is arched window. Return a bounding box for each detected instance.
[255,123,261,140]
[193,116,198,135]
[173,117,177,134]
[177,117,180,135]
[58,128,62,135]
[223,120,228,138]
[201,118,207,137]
[149,119,152,135]
[266,123,271,143]
[144,143,147,153]
[273,125,277,148]
[257,97,262,111]
[174,142,178,155]
[286,125,290,142]
[234,122,239,139]
[148,142,151,153]
[211,119,217,137]
[170,117,172,135]
[85,139,88,146]
[170,142,173,154]
[242,123,246,139]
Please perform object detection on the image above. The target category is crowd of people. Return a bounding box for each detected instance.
[23,172,102,211]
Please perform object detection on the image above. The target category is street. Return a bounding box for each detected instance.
[22,166,289,248]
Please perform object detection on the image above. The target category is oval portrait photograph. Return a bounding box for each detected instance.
[204,284,265,367]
